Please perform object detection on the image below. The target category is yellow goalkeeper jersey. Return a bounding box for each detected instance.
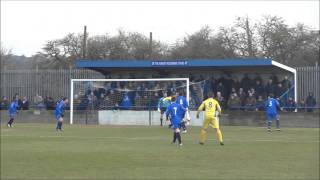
[197,98,222,118]
[163,96,172,101]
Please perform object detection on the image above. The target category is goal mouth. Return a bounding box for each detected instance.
[70,78,190,125]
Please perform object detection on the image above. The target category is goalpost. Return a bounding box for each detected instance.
[70,78,189,125]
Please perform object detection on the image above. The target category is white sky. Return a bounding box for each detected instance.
[1,1,319,57]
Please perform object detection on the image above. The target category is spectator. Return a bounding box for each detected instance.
[101,95,114,110]
[232,77,241,91]
[230,87,237,97]
[216,91,226,109]
[254,80,265,98]
[34,94,45,110]
[77,94,89,110]
[255,95,265,111]
[238,88,246,108]
[211,77,218,95]
[151,92,160,110]
[216,82,225,97]
[190,81,202,107]
[17,97,23,110]
[275,83,286,99]
[306,92,316,112]
[298,99,306,112]
[45,96,55,110]
[140,95,149,110]
[217,75,226,87]
[249,88,256,98]
[203,78,212,99]
[241,74,252,92]
[224,75,234,101]
[253,73,263,85]
[21,96,29,110]
[227,93,240,110]
[244,93,256,111]
[0,96,9,110]
[270,74,279,85]
[284,97,296,112]
[281,75,291,90]
[265,79,275,97]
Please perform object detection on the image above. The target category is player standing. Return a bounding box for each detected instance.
[265,94,281,132]
[166,96,186,146]
[196,92,224,145]
[7,96,19,127]
[55,97,68,131]
[157,92,171,126]
[175,91,190,133]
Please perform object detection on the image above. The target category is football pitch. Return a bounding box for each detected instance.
[1,123,319,180]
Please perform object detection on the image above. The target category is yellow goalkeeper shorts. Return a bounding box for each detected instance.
[202,117,219,129]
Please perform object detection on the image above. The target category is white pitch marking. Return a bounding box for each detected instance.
[1,134,319,143]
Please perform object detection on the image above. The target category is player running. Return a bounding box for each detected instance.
[7,96,19,128]
[157,92,172,126]
[196,92,224,146]
[55,97,68,131]
[166,96,186,146]
[265,94,281,132]
[175,91,190,133]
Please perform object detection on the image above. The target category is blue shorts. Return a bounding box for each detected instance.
[171,119,181,129]
[9,113,16,118]
[266,113,278,122]
[55,114,63,120]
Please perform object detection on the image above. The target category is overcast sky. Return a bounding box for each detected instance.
[1,1,319,57]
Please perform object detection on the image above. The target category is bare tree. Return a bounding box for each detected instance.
[40,33,83,68]
[231,16,258,57]
[0,42,13,70]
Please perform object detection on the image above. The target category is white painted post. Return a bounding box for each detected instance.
[70,79,74,124]
[294,69,298,112]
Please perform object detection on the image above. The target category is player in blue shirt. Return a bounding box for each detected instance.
[175,91,190,133]
[55,97,68,131]
[265,94,281,132]
[166,96,186,146]
[7,96,19,127]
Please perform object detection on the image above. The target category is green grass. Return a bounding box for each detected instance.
[1,124,319,180]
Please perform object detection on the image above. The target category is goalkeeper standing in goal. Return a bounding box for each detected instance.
[196,92,224,146]
[166,96,186,146]
[157,92,171,126]
[54,97,68,131]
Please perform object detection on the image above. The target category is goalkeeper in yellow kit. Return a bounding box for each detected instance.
[196,92,224,146]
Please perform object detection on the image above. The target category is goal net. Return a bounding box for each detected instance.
[70,78,189,125]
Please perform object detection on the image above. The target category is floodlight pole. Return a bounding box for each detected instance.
[83,26,87,59]
[149,32,152,59]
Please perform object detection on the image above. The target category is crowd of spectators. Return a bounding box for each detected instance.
[0,94,63,111]
[71,73,318,112]
[0,73,318,112]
